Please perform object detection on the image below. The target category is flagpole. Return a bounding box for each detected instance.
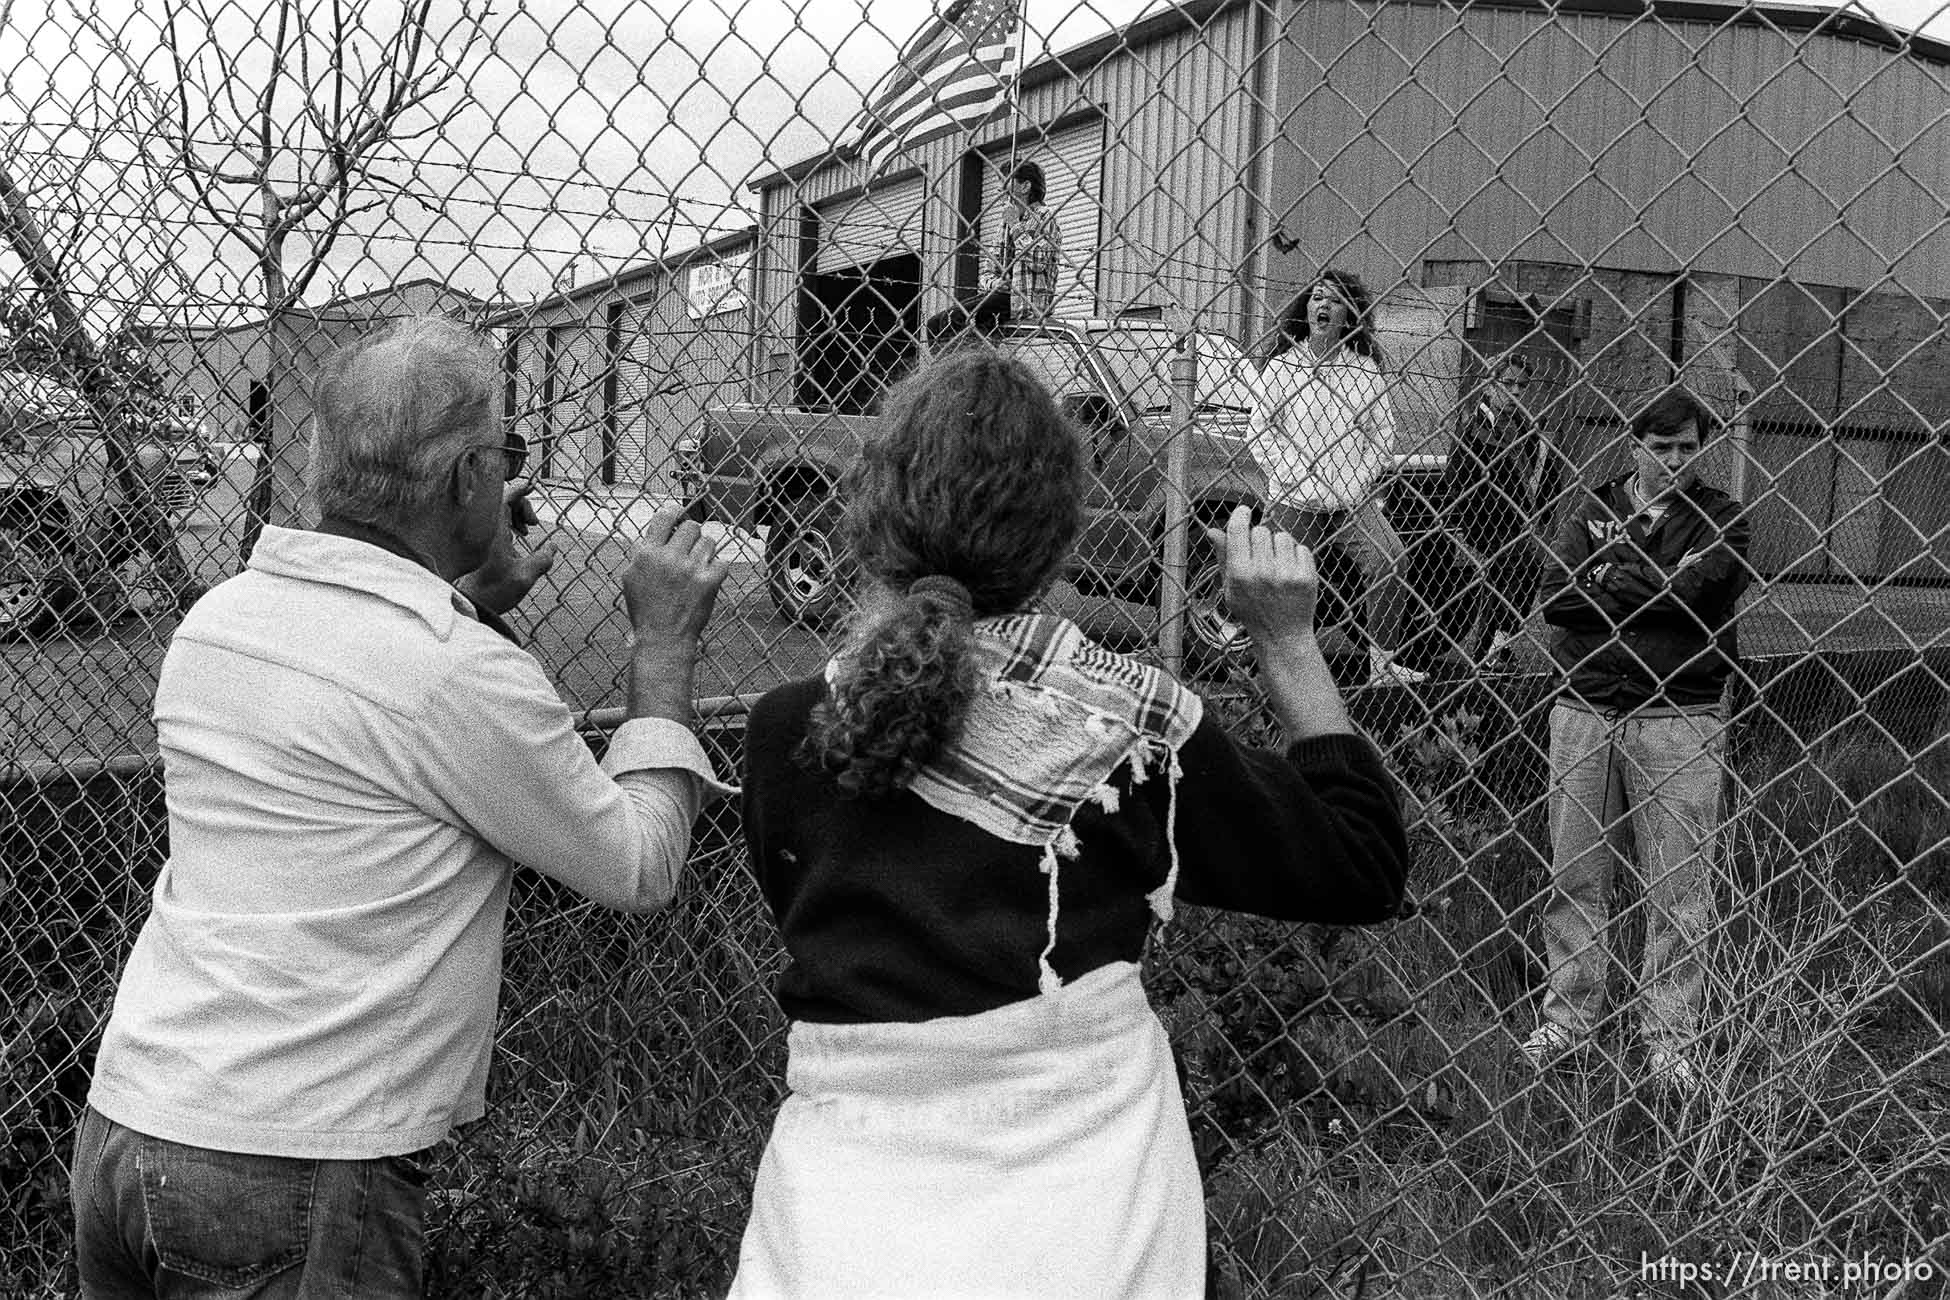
[1002,0,1027,319]
[1007,0,1026,176]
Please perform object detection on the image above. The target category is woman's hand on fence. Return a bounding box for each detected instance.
[1205,504,1319,645]
[1206,505,1352,740]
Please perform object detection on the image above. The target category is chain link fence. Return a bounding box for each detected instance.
[5,0,1948,1294]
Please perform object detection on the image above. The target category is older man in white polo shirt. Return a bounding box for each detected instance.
[71,316,733,1297]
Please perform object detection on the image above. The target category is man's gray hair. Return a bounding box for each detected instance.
[309,315,499,524]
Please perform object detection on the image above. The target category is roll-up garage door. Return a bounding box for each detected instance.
[817,175,927,273]
[979,120,1104,318]
[551,322,606,483]
[616,296,656,485]
[624,288,749,493]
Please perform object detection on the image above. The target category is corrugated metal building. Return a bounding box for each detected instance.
[491,0,1945,578]
[733,0,1950,582]
[1266,0,1950,582]
[745,0,1271,412]
[147,279,499,445]
[491,227,757,493]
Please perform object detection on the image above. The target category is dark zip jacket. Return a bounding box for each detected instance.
[1440,401,1565,555]
[1540,474,1753,709]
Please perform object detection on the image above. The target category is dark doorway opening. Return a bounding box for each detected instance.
[797,253,920,414]
[1462,287,1585,377]
[247,380,271,447]
[601,303,623,487]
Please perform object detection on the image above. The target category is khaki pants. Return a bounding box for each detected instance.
[1541,700,1727,1051]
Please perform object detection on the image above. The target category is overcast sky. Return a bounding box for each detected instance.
[0,0,1160,327]
[3,0,1948,330]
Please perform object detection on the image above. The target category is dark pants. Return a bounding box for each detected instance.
[1407,529,1546,663]
[1475,535,1547,642]
[1264,501,1410,655]
[71,1106,430,1299]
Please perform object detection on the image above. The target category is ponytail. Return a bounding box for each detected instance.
[806,576,979,797]
[798,349,1082,797]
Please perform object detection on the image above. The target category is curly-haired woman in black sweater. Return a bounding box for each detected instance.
[727,349,1409,1298]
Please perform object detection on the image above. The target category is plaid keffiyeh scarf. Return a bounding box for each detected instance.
[826,612,1203,993]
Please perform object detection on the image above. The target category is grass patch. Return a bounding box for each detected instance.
[2,693,1945,1297]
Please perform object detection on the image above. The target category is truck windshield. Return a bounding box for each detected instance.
[1088,329,1258,414]
[993,334,1098,400]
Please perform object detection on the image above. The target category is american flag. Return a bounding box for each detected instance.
[855,0,1023,174]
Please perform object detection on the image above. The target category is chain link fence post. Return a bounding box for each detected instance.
[1158,314,1198,678]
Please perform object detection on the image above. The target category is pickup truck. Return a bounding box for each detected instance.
[691,316,1446,675]
[1,372,211,638]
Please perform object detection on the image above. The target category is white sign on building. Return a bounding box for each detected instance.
[687,254,751,320]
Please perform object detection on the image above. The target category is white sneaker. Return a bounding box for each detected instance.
[1520,1022,1583,1068]
[1367,647,1429,687]
[1646,1049,1701,1096]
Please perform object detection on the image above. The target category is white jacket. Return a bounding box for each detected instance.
[1248,348,1399,511]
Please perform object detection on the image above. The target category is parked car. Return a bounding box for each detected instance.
[0,372,209,638]
[691,315,1450,676]
[140,401,223,503]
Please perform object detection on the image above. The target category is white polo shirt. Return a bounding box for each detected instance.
[88,526,732,1159]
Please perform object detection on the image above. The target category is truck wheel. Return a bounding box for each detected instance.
[765,497,851,630]
[0,511,73,641]
[1182,521,1253,680]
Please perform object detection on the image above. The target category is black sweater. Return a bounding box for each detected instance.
[740,676,1409,1024]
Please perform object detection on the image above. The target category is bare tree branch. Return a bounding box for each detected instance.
[255,0,294,176]
[0,160,197,606]
[273,0,474,233]
[286,197,389,302]
[330,0,349,166]
[70,3,260,187]
[61,0,488,548]
[139,6,273,259]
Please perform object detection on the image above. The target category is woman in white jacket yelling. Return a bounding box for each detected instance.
[1249,268,1427,688]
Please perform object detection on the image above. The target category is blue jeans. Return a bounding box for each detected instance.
[71,1106,430,1299]
[1541,701,1727,1050]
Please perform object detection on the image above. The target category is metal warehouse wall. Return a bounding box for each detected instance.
[500,238,753,490]
[733,0,1950,585]
[505,284,636,485]
[148,327,262,442]
[149,281,490,448]
[1091,0,1265,329]
[619,249,755,494]
[751,0,1265,385]
[549,322,609,483]
[1264,0,1950,304]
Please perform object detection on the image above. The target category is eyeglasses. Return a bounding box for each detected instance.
[463,438,529,481]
